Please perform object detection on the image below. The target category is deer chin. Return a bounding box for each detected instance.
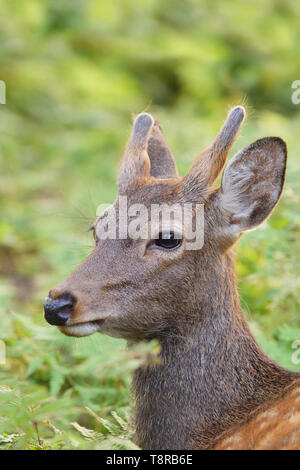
[58,319,106,337]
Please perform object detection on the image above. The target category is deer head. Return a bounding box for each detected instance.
[44,107,287,343]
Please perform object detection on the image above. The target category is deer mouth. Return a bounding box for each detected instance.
[58,319,106,337]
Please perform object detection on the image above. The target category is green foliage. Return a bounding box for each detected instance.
[0,0,300,450]
[0,288,157,449]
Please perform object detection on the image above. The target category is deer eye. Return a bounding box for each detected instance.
[155,232,182,250]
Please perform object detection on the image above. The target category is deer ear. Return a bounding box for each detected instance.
[217,137,287,234]
[183,106,245,197]
[147,121,178,178]
[118,113,154,193]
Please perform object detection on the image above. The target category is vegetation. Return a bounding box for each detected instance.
[0,0,300,449]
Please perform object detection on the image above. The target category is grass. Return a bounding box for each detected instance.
[1,0,300,450]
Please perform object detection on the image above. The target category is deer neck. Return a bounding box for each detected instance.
[132,251,296,450]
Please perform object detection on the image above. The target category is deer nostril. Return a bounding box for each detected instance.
[44,293,76,326]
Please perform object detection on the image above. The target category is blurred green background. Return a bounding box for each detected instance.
[1,0,300,449]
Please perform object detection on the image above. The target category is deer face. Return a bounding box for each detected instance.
[44,108,287,340]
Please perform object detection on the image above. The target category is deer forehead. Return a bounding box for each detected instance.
[121,179,184,205]
[96,178,207,239]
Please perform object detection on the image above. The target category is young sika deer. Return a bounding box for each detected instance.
[44,107,300,450]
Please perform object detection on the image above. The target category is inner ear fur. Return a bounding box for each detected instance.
[216,136,287,234]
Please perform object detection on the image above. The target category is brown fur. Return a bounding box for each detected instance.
[46,108,300,450]
[214,380,300,449]
[147,121,178,178]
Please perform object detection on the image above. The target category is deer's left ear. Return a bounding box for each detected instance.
[216,137,287,234]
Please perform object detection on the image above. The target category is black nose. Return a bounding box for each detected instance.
[44,293,76,326]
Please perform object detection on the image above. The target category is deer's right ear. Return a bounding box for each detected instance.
[215,137,287,234]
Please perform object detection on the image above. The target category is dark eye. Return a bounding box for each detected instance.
[155,232,182,250]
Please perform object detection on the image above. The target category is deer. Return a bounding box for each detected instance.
[44,106,300,450]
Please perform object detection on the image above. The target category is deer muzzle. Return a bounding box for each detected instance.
[44,292,76,326]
